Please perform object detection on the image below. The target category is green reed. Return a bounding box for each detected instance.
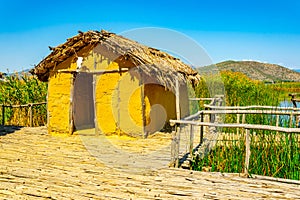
[192,129,300,180]
[192,71,300,180]
[0,72,47,126]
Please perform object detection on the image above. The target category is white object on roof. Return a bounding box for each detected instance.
[76,57,83,69]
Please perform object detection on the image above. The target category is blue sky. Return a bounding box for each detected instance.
[0,0,300,72]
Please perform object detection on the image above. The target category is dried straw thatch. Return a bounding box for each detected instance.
[31,30,200,90]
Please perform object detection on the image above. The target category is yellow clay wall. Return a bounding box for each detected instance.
[47,45,190,137]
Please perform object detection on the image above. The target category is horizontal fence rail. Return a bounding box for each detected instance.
[170,116,300,174]
[0,102,46,108]
[170,97,300,177]
[204,104,300,111]
[201,109,300,115]
[170,120,300,133]
[1,102,47,127]
[189,98,215,101]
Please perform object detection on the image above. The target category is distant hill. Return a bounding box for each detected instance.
[0,69,31,76]
[197,60,300,82]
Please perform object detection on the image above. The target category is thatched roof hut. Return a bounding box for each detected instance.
[31,30,200,137]
[31,30,200,90]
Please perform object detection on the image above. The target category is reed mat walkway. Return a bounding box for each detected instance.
[0,127,299,199]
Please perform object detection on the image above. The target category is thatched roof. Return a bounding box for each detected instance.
[31,30,200,89]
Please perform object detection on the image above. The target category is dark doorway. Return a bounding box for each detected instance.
[73,73,95,130]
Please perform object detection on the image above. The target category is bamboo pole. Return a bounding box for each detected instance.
[244,129,251,175]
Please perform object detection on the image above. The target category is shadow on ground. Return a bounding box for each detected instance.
[0,125,22,136]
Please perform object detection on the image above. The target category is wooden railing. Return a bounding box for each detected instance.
[170,97,300,174]
[1,102,47,127]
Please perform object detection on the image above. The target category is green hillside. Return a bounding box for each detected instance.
[197,60,300,82]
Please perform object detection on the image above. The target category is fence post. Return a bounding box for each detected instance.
[200,112,204,145]
[29,104,33,127]
[2,105,5,126]
[289,113,293,128]
[276,115,279,134]
[237,113,240,134]
[171,125,180,167]
[242,113,246,124]
[244,129,251,175]
[189,124,194,158]
[276,115,279,127]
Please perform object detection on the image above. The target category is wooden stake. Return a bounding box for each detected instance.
[93,74,99,136]
[139,72,147,139]
[69,73,76,135]
[242,113,246,124]
[237,113,240,135]
[276,115,280,134]
[116,78,121,136]
[200,112,204,145]
[289,113,293,128]
[2,105,4,126]
[189,124,194,158]
[244,129,251,175]
[175,125,180,167]
[175,77,180,120]
[29,104,33,127]
[46,82,50,129]
[170,125,180,167]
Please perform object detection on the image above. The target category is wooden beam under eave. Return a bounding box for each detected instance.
[69,73,76,135]
[175,77,181,120]
[57,69,129,74]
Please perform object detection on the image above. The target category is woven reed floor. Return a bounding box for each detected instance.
[0,126,299,199]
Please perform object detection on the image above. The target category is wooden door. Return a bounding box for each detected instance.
[73,73,95,130]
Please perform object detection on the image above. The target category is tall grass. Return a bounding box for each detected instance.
[0,72,47,126]
[192,71,300,180]
[192,129,300,180]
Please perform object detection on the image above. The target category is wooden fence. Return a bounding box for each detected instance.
[169,97,300,174]
[1,102,47,127]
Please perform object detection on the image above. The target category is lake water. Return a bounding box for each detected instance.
[279,100,300,127]
[279,100,300,108]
